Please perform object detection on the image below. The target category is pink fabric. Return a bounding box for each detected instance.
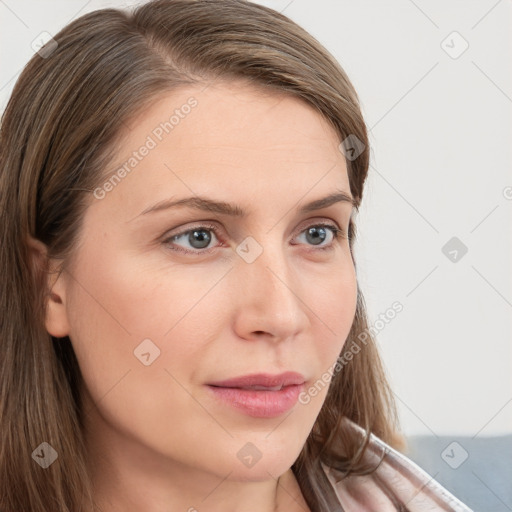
[322,419,473,511]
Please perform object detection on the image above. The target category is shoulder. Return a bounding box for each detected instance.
[321,419,474,511]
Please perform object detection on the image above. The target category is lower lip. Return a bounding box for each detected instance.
[206,384,305,418]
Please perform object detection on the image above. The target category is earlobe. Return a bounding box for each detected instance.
[26,235,71,338]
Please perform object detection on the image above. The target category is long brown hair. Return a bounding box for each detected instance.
[0,1,400,510]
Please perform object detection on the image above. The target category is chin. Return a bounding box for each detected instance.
[221,440,302,483]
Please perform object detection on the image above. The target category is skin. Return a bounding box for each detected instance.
[39,80,358,512]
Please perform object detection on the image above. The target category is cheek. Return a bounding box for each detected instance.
[64,246,230,443]
[66,238,226,344]
[65,254,310,478]
[64,251,212,388]
[309,260,357,359]
[297,261,357,408]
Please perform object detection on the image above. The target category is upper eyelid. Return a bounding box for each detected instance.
[165,217,344,240]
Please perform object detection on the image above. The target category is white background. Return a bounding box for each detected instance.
[1,0,511,437]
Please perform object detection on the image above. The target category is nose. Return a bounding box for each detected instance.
[231,237,309,343]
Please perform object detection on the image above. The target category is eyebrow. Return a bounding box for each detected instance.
[136,190,357,219]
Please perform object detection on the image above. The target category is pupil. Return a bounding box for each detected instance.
[307,226,326,245]
[190,229,211,249]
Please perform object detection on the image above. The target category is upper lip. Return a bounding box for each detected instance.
[208,372,306,389]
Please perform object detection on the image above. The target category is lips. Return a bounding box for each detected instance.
[206,372,306,418]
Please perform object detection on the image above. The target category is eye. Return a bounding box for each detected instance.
[162,222,221,255]
[293,222,345,252]
[162,221,345,255]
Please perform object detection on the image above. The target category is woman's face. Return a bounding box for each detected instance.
[46,80,358,484]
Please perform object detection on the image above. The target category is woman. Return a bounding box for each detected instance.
[0,1,473,510]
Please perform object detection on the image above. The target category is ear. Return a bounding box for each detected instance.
[26,235,71,338]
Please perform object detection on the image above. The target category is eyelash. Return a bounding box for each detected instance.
[162,221,346,256]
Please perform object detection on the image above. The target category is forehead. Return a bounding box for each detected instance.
[118,79,342,161]
[92,80,351,218]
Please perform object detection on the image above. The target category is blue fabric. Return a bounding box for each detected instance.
[404,435,512,512]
